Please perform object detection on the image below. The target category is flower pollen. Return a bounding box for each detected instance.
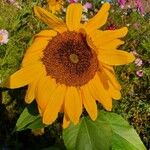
[69,53,79,64]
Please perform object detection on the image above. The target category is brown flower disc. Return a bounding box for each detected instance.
[42,31,98,86]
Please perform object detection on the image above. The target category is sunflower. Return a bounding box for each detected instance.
[6,3,135,128]
[48,0,63,13]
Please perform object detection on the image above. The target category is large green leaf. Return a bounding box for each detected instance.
[63,111,146,150]
[100,111,146,150]
[15,102,45,131]
[63,115,112,150]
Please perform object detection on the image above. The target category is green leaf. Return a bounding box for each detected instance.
[100,111,146,150]
[15,102,46,131]
[63,115,112,150]
[63,111,146,150]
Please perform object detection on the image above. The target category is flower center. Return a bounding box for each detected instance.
[42,31,98,86]
[69,54,79,64]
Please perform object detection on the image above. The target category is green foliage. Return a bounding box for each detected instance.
[0,0,46,84]
[63,111,146,150]
[63,117,112,150]
[15,102,45,131]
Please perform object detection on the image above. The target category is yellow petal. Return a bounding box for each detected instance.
[25,81,37,104]
[64,87,82,124]
[34,6,67,32]
[102,65,121,90]
[43,84,66,125]
[88,27,128,48]
[88,73,112,111]
[63,113,70,128]
[81,86,97,120]
[108,82,121,100]
[22,30,56,67]
[35,30,57,38]
[36,76,57,114]
[24,37,49,55]
[22,51,43,67]
[38,106,42,116]
[22,38,49,67]
[66,3,82,31]
[25,71,46,104]
[99,50,135,65]
[6,62,45,89]
[84,3,110,33]
[98,39,124,50]
[98,67,121,100]
[100,27,128,41]
[97,69,109,89]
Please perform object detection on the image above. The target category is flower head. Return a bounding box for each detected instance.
[83,2,92,9]
[6,0,16,4]
[135,0,145,14]
[83,2,92,13]
[6,3,135,128]
[0,29,9,45]
[118,0,126,8]
[68,0,79,3]
[131,50,138,56]
[136,70,144,77]
[135,58,143,67]
[48,0,64,13]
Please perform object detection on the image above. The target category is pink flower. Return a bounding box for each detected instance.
[135,0,145,14]
[68,0,79,3]
[6,0,21,9]
[83,2,92,9]
[136,70,144,77]
[6,0,15,4]
[130,50,138,56]
[135,58,143,67]
[118,0,126,8]
[0,29,9,45]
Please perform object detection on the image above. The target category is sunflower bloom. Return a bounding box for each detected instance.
[6,3,135,128]
[48,0,63,13]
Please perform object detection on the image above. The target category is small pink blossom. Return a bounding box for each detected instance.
[0,29,9,45]
[6,0,21,9]
[135,58,143,67]
[68,0,79,3]
[6,0,15,4]
[136,70,144,77]
[130,50,138,56]
[135,0,145,14]
[118,0,126,8]
[83,2,92,9]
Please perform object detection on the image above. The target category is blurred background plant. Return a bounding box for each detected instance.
[0,0,149,149]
